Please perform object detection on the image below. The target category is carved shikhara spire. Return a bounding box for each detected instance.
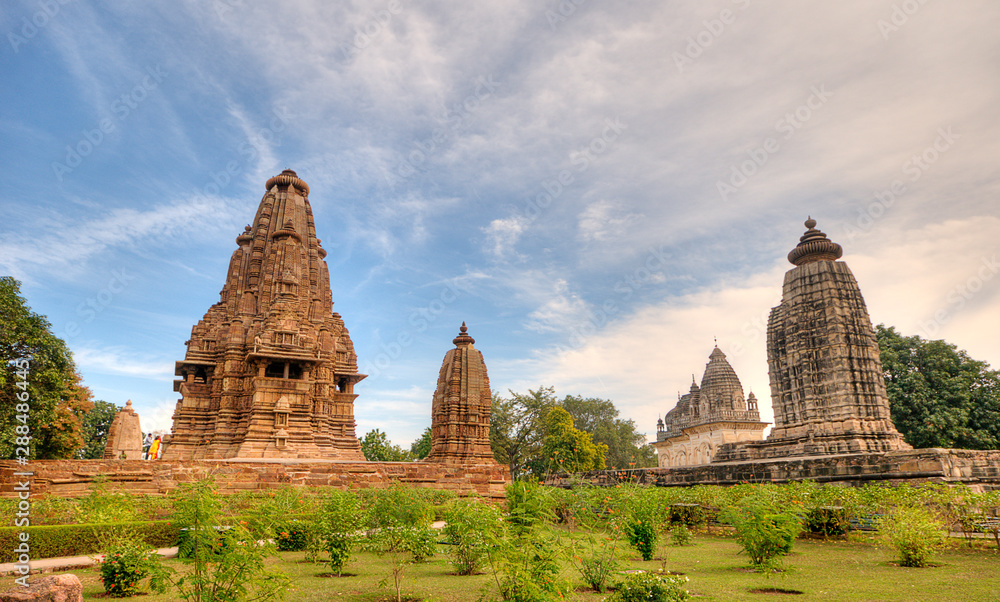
[162,170,366,461]
[765,217,909,455]
[424,323,496,464]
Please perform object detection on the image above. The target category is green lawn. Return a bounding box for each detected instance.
[4,532,999,601]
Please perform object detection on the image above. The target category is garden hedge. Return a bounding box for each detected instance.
[0,520,180,563]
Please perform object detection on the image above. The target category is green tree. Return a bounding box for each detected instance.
[410,426,432,459]
[1,276,93,459]
[541,406,607,473]
[561,394,656,468]
[877,324,1000,449]
[75,400,120,459]
[359,429,414,462]
[490,387,558,479]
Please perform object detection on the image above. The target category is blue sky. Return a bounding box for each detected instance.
[2,1,999,448]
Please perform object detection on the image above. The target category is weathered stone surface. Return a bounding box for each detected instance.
[547,448,1000,491]
[424,324,496,465]
[0,459,508,500]
[162,170,365,461]
[103,400,142,460]
[715,219,909,461]
[652,347,768,466]
[0,574,82,602]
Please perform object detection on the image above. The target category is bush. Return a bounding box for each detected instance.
[363,485,436,602]
[505,479,554,532]
[571,534,620,593]
[608,571,689,602]
[805,506,850,537]
[668,504,705,527]
[721,504,801,572]
[98,538,171,597]
[624,518,657,561]
[318,490,363,575]
[274,520,314,552]
[442,497,503,575]
[670,524,693,546]
[878,505,946,567]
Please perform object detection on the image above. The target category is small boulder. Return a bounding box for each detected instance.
[0,574,83,602]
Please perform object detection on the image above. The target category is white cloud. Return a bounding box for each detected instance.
[74,346,174,381]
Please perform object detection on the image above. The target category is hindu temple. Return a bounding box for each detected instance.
[652,346,768,467]
[161,169,366,460]
[424,323,496,465]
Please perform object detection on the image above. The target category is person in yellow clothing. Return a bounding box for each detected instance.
[147,436,161,460]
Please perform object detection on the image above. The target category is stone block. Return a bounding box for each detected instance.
[0,574,83,602]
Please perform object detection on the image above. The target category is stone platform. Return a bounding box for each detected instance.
[544,448,1000,491]
[0,459,508,500]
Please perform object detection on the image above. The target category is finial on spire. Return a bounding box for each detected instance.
[787,217,843,266]
[453,322,475,346]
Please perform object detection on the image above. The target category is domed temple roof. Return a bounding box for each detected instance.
[699,346,747,413]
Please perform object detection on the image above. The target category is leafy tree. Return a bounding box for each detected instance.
[409,426,432,459]
[359,429,414,462]
[490,387,558,479]
[541,406,607,473]
[561,394,656,468]
[877,324,1000,449]
[1,276,93,459]
[75,400,120,459]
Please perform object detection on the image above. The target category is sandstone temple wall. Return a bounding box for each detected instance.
[0,459,508,500]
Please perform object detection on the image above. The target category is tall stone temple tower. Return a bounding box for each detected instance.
[756,218,910,457]
[162,170,366,461]
[424,323,496,464]
[652,346,768,467]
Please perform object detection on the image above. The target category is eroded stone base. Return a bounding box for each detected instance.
[545,448,1000,491]
[0,459,508,500]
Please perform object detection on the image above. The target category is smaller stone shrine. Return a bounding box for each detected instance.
[423,323,497,465]
[652,347,768,467]
[103,400,143,460]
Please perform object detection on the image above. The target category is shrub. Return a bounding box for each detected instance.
[878,505,946,567]
[318,489,363,575]
[487,535,567,602]
[721,504,801,572]
[173,480,290,602]
[805,506,850,537]
[670,524,693,546]
[570,534,620,593]
[505,479,554,532]
[607,571,689,602]
[98,538,171,597]
[668,504,705,527]
[442,497,503,575]
[274,520,313,552]
[363,485,436,602]
[624,518,657,561]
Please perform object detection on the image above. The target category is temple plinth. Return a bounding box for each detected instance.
[161,170,366,460]
[424,323,496,464]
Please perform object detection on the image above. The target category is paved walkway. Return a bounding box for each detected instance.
[0,547,178,575]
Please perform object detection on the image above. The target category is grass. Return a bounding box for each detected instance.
[3,531,998,601]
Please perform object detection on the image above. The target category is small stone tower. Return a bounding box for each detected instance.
[763,218,910,455]
[424,323,496,464]
[162,170,366,460]
[103,400,143,460]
